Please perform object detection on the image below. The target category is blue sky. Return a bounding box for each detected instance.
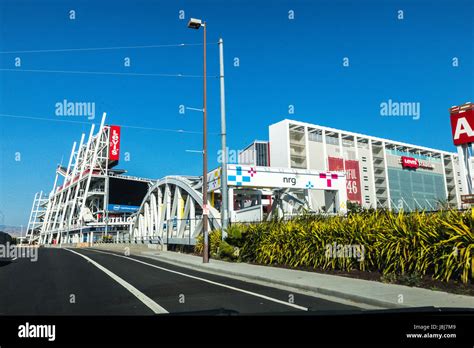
[0,0,473,226]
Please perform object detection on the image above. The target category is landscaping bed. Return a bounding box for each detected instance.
[195,209,474,294]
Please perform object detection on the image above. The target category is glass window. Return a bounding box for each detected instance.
[388,167,445,211]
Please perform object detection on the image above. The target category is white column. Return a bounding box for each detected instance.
[457,144,473,195]
[322,129,328,171]
[157,189,163,240]
[150,193,157,237]
[354,136,359,160]
[144,202,150,237]
[228,188,234,223]
[304,126,310,169]
[368,139,377,208]
[176,188,183,235]
[382,142,391,210]
[286,121,291,168]
[440,155,449,202]
[165,185,172,239]
[451,154,461,209]
[189,199,196,239]
[338,133,345,170]
[71,130,93,222]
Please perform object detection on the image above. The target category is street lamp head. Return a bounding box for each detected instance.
[187,18,203,29]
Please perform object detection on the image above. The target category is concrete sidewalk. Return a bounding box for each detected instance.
[88,243,474,310]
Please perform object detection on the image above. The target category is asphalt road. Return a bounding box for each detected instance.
[0,247,361,315]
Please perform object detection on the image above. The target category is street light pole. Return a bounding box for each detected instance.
[188,18,209,263]
[202,22,209,263]
[218,38,229,238]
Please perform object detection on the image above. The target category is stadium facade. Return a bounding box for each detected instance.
[27,114,154,245]
[268,119,470,211]
[25,105,474,245]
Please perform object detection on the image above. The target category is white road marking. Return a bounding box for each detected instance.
[64,248,168,314]
[87,248,308,311]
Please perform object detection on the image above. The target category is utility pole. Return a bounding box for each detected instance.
[218,38,229,238]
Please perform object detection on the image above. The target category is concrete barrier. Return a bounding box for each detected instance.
[89,243,166,253]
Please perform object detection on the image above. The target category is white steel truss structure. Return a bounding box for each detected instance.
[131,176,221,245]
[36,113,112,245]
[25,191,49,243]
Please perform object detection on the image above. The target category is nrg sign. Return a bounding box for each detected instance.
[450,106,474,146]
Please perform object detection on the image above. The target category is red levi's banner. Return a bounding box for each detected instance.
[109,126,121,161]
[328,157,362,204]
[401,156,418,169]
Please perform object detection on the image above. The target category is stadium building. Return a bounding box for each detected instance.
[267,119,470,211]
[25,114,348,245]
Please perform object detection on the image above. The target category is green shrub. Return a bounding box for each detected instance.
[217,240,236,260]
[243,209,473,283]
[223,223,248,248]
[347,201,364,214]
[195,229,222,256]
[194,209,474,284]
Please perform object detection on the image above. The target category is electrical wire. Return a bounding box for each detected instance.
[0,42,218,54]
[0,68,217,78]
[0,113,220,135]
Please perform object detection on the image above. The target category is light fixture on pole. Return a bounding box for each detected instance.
[187,18,203,30]
[187,17,209,263]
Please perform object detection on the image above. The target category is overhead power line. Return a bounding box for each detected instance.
[0,68,217,78]
[0,42,218,54]
[0,113,220,135]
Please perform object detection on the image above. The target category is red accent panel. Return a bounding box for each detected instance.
[328,157,344,171]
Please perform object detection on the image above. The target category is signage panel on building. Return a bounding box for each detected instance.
[109,125,121,161]
[107,204,139,213]
[207,167,221,192]
[344,160,362,204]
[450,108,474,146]
[401,156,419,168]
[225,164,346,191]
[399,156,434,170]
